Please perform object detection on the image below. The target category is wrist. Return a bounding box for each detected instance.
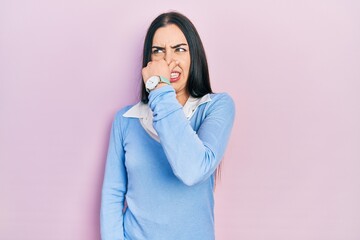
[154,82,168,90]
[145,75,170,93]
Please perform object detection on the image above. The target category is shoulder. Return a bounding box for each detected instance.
[112,104,136,128]
[109,104,137,139]
[207,92,235,113]
[114,105,134,119]
[209,92,234,103]
[195,92,235,121]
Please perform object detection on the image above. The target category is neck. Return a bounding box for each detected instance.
[176,91,190,106]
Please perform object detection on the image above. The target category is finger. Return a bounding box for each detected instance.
[142,66,150,81]
[168,60,179,71]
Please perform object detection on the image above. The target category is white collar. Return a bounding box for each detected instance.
[122,94,211,141]
[123,94,211,119]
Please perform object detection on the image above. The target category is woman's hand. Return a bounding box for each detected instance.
[142,59,179,84]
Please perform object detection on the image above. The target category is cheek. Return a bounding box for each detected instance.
[151,55,161,61]
[184,57,191,74]
[178,59,190,75]
[183,62,190,76]
[179,63,189,76]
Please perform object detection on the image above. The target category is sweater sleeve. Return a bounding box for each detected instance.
[148,85,235,186]
[100,111,128,240]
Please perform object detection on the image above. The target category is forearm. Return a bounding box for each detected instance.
[149,85,235,186]
[101,186,126,240]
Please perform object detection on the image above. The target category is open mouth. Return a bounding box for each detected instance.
[170,71,181,83]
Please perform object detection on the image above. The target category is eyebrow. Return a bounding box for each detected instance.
[152,43,188,49]
[170,43,187,49]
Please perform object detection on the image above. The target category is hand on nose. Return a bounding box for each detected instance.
[142,59,178,83]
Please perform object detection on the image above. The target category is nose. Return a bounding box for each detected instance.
[165,50,174,64]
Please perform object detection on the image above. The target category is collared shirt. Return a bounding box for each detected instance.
[123,94,211,142]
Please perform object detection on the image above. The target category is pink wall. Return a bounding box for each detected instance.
[1,1,359,239]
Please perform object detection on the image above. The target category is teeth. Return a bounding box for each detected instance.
[170,72,180,78]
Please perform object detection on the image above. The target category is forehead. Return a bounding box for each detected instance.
[152,24,188,46]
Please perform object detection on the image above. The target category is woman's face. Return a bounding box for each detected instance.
[151,24,191,97]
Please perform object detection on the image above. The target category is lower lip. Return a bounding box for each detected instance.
[170,74,181,83]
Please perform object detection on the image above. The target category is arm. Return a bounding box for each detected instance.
[100,112,127,240]
[149,85,235,186]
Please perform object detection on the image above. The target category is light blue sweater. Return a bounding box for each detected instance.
[101,85,235,240]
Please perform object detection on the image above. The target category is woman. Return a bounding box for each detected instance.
[101,11,235,240]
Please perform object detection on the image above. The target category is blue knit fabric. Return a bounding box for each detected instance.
[101,85,235,240]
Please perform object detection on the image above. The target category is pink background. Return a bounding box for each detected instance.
[1,1,360,239]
